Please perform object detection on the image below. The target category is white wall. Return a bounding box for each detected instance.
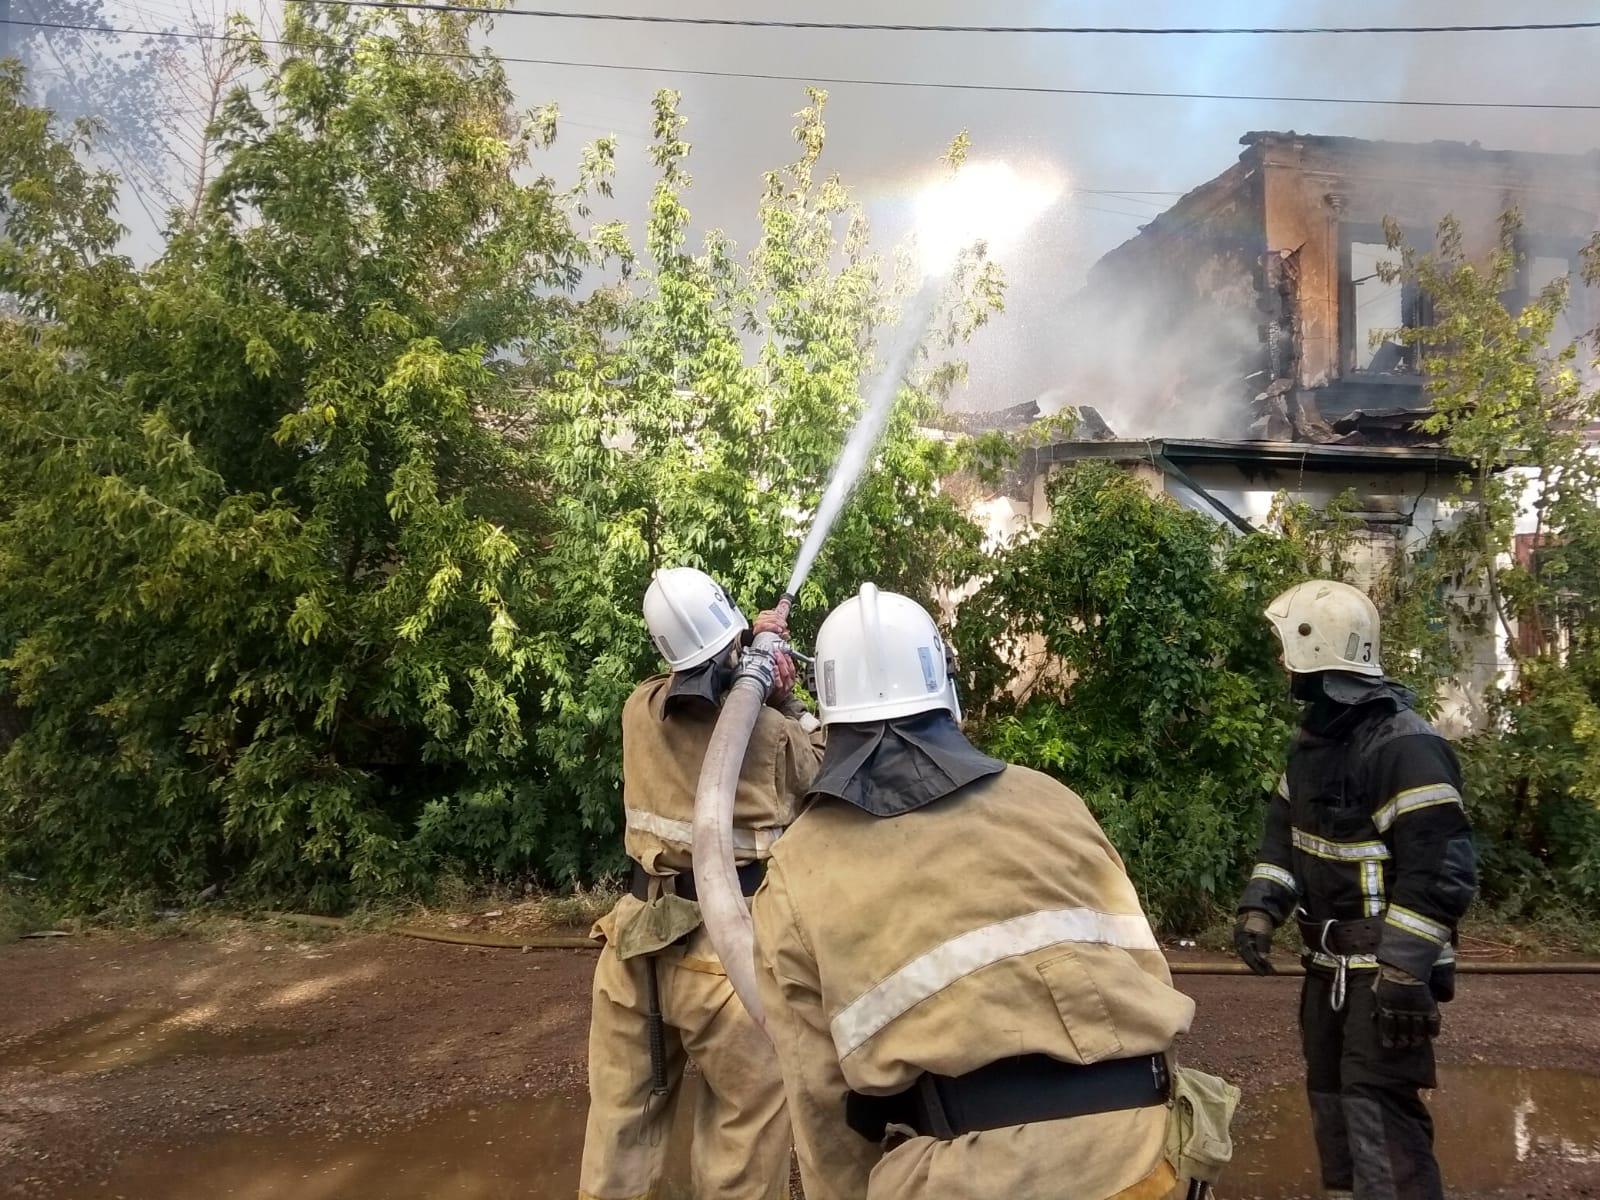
[1162,460,1496,735]
[955,454,1502,735]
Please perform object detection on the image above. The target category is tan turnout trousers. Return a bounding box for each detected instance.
[578,674,824,1200]
[752,764,1198,1200]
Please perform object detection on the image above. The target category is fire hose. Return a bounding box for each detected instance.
[688,596,796,1036]
[258,914,1600,973]
[684,279,946,1038]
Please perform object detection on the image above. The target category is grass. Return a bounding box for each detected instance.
[1188,911,1307,957]
[7,874,1599,959]
[1460,906,1600,958]
[0,884,58,945]
[379,879,624,939]
[1,874,629,949]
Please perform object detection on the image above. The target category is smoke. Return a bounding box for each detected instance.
[82,0,1599,423]
[936,0,1600,438]
[1040,280,1265,439]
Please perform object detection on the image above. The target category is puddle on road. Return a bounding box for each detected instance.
[2,1010,312,1075]
[25,1064,1597,1198]
[1230,1065,1600,1198]
[60,1077,700,1200]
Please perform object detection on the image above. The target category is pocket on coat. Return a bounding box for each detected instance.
[1036,946,1125,1064]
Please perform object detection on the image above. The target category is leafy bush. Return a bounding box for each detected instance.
[1460,654,1600,917]
[0,884,55,944]
[1381,212,1600,922]
[954,463,1316,930]
[0,9,604,908]
[3,6,1598,934]
[0,15,999,909]
[513,90,1003,883]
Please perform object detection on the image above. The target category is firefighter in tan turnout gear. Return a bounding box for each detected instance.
[578,567,822,1200]
[1235,580,1478,1200]
[751,583,1211,1200]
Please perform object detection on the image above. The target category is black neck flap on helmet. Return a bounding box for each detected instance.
[661,655,735,717]
[806,710,1004,818]
[1293,670,1418,739]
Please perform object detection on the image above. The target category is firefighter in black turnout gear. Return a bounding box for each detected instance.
[1234,580,1477,1200]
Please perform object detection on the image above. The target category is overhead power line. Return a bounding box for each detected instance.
[419,61,1600,113]
[5,16,1599,112]
[292,3,1600,37]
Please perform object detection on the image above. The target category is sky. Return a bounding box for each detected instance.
[92,0,1600,413]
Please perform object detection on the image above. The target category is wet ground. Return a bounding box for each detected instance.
[2,930,1598,1198]
[1231,1066,1600,1198]
[64,1093,592,1199]
[25,1066,1598,1200]
[5,1009,314,1076]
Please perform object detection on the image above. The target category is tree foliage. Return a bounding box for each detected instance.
[952,464,1350,929]
[1,6,597,907]
[7,0,1600,934]
[1381,213,1600,918]
[518,88,1005,880]
[0,12,1002,908]
[6,0,179,211]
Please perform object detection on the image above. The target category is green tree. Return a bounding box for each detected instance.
[520,88,1006,873]
[1381,213,1600,916]
[6,0,180,213]
[953,463,1327,930]
[0,23,1007,906]
[0,5,600,907]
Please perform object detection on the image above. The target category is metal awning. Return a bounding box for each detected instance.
[1025,437,1482,477]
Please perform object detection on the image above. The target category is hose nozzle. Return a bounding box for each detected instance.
[735,629,784,692]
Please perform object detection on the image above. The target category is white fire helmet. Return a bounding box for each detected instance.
[1265,579,1382,677]
[642,567,750,671]
[813,583,960,726]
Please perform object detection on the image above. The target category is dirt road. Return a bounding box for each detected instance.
[1,927,1597,1198]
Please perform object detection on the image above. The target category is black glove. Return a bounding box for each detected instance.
[1374,965,1441,1049]
[1232,910,1277,976]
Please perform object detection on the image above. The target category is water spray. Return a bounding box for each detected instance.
[688,283,945,1031]
[692,160,1064,1035]
[782,279,944,604]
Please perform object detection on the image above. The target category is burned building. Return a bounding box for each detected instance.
[1064,131,1600,441]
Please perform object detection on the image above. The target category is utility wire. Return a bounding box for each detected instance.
[5,16,1599,111]
[287,4,1600,37]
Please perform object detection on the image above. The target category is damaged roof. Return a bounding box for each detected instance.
[1327,408,1441,447]
[1240,130,1600,174]
[1025,437,1479,477]
[937,400,1041,435]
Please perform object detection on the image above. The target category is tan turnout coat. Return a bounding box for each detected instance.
[753,764,1196,1200]
[578,673,824,1200]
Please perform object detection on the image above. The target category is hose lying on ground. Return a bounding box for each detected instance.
[263,911,594,949]
[256,913,1600,972]
[1167,960,1600,976]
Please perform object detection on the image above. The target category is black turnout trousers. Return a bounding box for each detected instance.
[1300,969,1442,1200]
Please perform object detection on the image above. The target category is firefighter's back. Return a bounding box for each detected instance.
[760,763,1195,1199]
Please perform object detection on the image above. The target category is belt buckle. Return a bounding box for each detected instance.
[1151,1054,1171,1099]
